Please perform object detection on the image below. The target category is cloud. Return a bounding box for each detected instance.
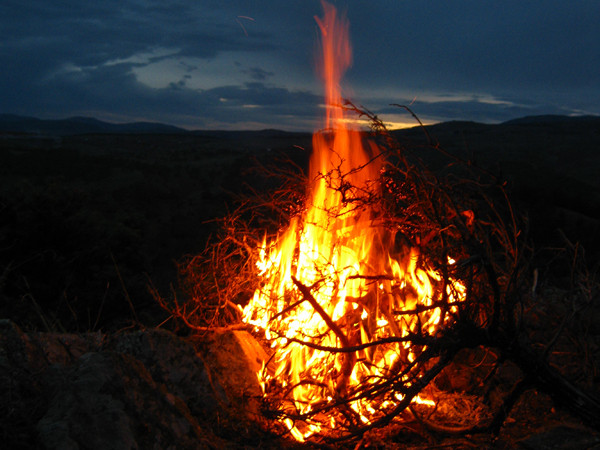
[374,93,585,126]
[242,67,275,81]
[0,0,598,130]
[26,58,322,130]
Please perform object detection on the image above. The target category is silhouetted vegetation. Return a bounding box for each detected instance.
[0,132,314,331]
[1,117,599,334]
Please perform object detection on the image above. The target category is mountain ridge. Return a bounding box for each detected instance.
[1,113,599,137]
[0,114,187,135]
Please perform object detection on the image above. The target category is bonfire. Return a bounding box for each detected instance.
[159,1,600,445]
[240,3,468,441]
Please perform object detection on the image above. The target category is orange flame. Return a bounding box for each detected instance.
[242,2,464,441]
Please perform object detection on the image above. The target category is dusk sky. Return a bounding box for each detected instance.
[2,1,599,131]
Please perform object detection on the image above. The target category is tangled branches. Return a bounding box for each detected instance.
[234,103,534,442]
[156,104,600,443]
[150,151,309,331]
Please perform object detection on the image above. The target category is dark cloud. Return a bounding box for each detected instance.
[242,67,275,81]
[11,54,321,130]
[0,0,598,130]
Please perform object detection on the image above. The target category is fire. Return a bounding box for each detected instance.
[242,2,465,441]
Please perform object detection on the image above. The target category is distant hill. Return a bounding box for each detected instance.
[0,114,188,135]
[502,114,600,125]
[1,113,599,137]
[0,114,315,138]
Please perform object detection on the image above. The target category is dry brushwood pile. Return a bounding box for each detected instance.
[155,104,600,445]
[153,5,598,445]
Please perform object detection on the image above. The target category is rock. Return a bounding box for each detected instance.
[37,351,219,450]
[0,320,274,449]
[26,330,105,367]
[112,329,223,421]
[190,328,269,422]
[0,318,104,370]
[0,320,49,449]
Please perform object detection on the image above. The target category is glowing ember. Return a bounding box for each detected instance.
[242,2,465,441]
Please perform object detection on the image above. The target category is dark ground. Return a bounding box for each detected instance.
[1,117,599,447]
[0,130,312,331]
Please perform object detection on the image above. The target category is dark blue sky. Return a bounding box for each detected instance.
[1,0,598,131]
